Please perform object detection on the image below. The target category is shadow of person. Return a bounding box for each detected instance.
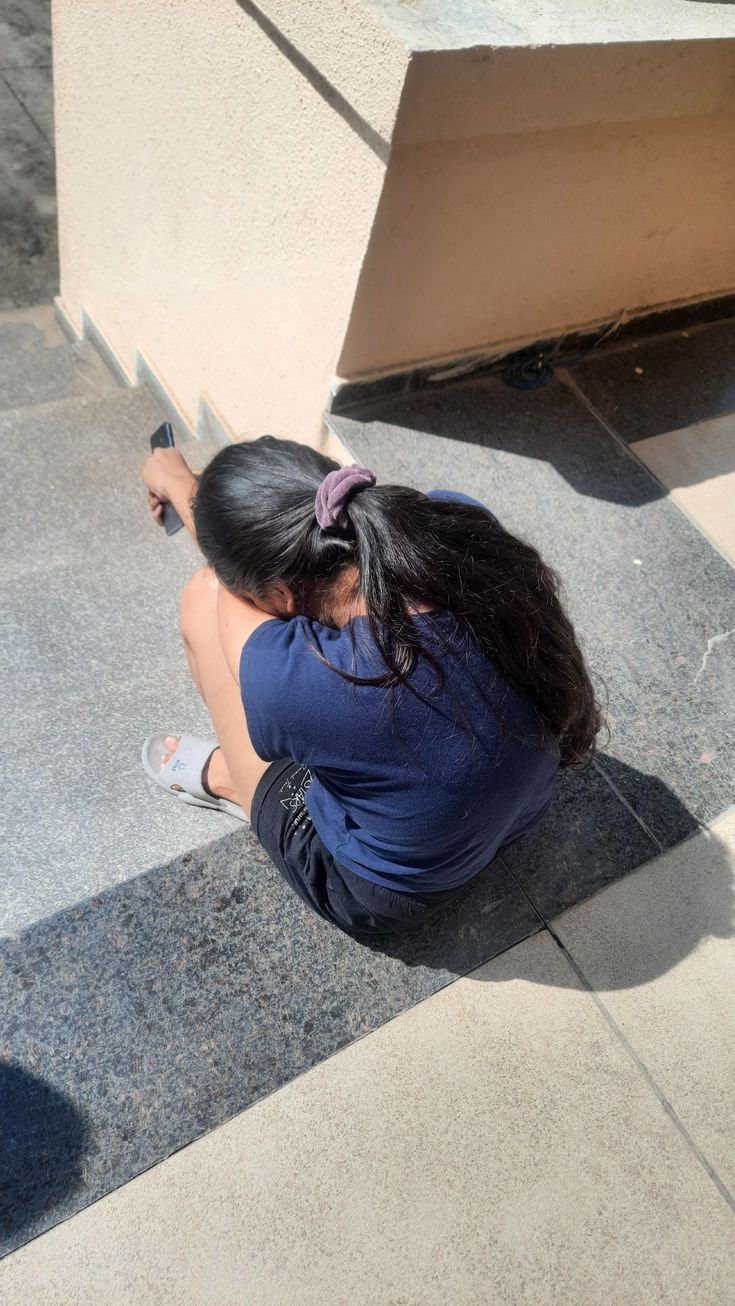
[0,1061,90,1254]
[361,756,734,993]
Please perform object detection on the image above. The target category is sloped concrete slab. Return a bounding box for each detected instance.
[365,0,735,50]
[555,807,735,1196]
[3,929,734,1303]
[631,411,735,564]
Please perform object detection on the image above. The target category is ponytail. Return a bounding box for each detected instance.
[193,437,601,767]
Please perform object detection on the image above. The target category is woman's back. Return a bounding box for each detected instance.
[241,593,558,894]
[147,439,598,934]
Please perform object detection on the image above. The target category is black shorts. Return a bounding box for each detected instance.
[250,759,461,936]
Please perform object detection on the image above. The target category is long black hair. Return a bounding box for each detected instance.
[193,436,600,767]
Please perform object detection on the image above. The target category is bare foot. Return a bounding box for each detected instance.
[160,736,239,804]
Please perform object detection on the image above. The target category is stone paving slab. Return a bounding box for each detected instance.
[555,807,735,1196]
[0,387,223,935]
[3,310,734,1268]
[0,309,118,410]
[570,318,735,443]
[0,0,51,71]
[3,928,734,1305]
[499,757,680,919]
[0,831,540,1258]
[0,71,57,308]
[2,63,54,145]
[631,411,735,565]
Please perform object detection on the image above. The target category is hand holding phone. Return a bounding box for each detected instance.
[148,422,185,536]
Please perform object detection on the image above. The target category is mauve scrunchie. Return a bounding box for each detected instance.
[314,463,376,530]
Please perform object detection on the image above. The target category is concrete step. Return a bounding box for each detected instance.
[0,302,224,460]
[0,384,229,936]
[0,305,122,413]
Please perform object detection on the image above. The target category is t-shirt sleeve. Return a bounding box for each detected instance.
[239,615,346,763]
[426,487,500,526]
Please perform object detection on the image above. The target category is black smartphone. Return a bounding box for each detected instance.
[149,422,184,536]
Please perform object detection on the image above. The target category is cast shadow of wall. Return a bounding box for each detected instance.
[363,754,733,991]
[337,372,666,508]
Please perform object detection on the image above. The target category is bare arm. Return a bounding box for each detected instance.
[217,582,277,683]
[142,447,199,542]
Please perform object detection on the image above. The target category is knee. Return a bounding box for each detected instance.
[180,566,218,646]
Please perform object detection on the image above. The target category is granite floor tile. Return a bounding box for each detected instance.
[4,931,735,1304]
[630,411,735,564]
[591,753,702,850]
[0,388,225,935]
[334,374,735,849]
[0,675,222,937]
[554,808,735,1195]
[569,318,735,443]
[0,835,539,1257]
[498,757,665,920]
[2,64,54,145]
[0,0,51,71]
[0,74,57,308]
[0,318,93,410]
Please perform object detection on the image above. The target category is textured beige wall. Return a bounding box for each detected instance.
[339,41,735,378]
[51,0,407,443]
[52,5,735,429]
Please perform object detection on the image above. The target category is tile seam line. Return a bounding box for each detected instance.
[0,69,53,147]
[590,757,667,854]
[559,366,735,574]
[0,920,547,1260]
[547,922,735,1217]
[498,852,553,925]
[497,766,665,927]
[558,365,652,456]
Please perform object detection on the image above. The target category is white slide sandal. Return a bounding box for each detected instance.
[141,731,248,822]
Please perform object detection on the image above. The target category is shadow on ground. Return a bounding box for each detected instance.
[2,753,730,1256]
[336,372,668,507]
[0,1062,89,1245]
[366,755,731,988]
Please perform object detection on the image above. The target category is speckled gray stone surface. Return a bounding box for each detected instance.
[0,315,119,411]
[0,62,57,309]
[0,0,51,70]
[334,372,735,840]
[2,64,54,146]
[0,340,523,1258]
[0,387,228,936]
[500,756,695,920]
[0,829,540,1256]
[3,279,734,1258]
[570,318,735,442]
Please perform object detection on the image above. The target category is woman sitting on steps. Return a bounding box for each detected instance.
[141,436,600,936]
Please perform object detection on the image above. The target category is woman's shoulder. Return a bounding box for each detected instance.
[251,613,376,678]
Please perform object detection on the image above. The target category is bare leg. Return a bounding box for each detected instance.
[164,566,272,819]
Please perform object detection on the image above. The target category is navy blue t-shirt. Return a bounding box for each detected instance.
[240,490,558,893]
